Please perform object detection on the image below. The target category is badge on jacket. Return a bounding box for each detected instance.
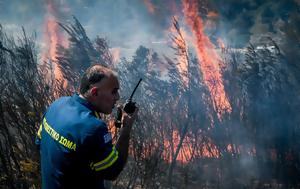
[103,133,112,143]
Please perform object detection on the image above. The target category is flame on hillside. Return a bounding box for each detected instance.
[41,1,68,83]
[163,130,220,163]
[182,0,232,118]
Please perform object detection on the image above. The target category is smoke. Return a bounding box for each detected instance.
[1,0,299,59]
[56,0,180,59]
[143,0,156,14]
[0,0,167,59]
[209,0,299,47]
[0,0,45,38]
[0,0,187,60]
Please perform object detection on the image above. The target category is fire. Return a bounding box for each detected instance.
[41,1,68,82]
[107,118,118,142]
[143,0,155,14]
[207,11,219,18]
[163,130,220,163]
[182,0,232,118]
[227,144,241,154]
[108,117,221,164]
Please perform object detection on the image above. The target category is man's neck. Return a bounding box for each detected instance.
[79,94,100,114]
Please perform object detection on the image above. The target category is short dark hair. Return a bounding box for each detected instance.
[79,64,111,94]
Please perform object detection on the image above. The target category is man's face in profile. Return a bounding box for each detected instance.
[93,75,120,114]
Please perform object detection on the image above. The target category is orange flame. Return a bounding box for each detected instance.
[42,1,68,82]
[143,0,155,14]
[182,0,232,118]
[107,118,118,142]
[207,11,219,18]
[217,38,228,53]
[163,130,220,163]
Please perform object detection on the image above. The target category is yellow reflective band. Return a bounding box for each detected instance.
[93,146,117,166]
[37,123,43,139]
[94,111,100,119]
[95,152,118,171]
[90,146,119,171]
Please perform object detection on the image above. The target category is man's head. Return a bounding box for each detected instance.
[79,64,120,114]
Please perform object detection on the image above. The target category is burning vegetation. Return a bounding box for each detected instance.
[0,1,300,189]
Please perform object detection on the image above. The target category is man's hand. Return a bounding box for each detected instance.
[122,107,138,129]
[115,106,138,167]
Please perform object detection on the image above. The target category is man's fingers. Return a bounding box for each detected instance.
[122,107,138,128]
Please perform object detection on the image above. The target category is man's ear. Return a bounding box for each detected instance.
[90,87,98,96]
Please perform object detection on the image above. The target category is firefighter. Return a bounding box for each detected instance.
[36,64,138,189]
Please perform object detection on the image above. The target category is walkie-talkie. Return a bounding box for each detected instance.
[115,78,142,128]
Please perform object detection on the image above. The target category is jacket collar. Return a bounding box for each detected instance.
[72,93,99,117]
[72,93,95,112]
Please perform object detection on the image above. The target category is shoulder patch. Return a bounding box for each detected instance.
[103,133,112,143]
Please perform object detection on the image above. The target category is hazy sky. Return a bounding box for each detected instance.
[0,0,298,59]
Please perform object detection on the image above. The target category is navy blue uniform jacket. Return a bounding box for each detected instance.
[36,94,123,189]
